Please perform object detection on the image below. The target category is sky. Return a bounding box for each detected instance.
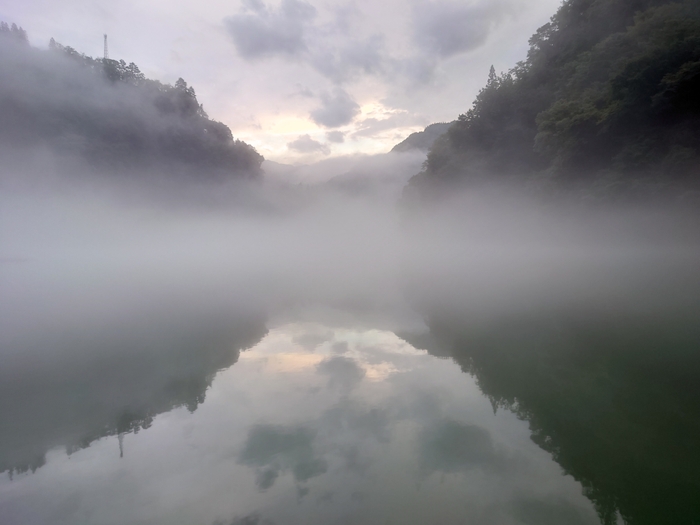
[0,0,562,164]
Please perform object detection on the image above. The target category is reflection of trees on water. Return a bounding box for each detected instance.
[0,315,267,476]
[408,312,700,525]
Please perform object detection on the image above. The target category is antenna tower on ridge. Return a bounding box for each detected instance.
[103,34,109,60]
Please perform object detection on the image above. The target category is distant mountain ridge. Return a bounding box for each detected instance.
[0,25,263,182]
[391,122,453,153]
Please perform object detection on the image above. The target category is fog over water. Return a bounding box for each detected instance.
[2,152,700,524]
[1,37,699,515]
[3,2,700,522]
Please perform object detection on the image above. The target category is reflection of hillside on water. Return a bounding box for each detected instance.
[405,311,700,525]
[0,312,267,476]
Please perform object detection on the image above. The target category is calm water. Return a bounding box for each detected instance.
[0,317,600,525]
[2,191,700,525]
[2,303,700,525]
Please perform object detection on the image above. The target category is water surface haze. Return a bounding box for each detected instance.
[2,167,700,525]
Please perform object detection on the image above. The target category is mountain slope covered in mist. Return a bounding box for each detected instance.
[0,26,263,181]
[408,0,700,197]
[391,123,453,153]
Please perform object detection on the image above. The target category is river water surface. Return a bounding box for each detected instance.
[2,188,699,525]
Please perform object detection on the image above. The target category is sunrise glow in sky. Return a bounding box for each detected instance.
[1,0,561,164]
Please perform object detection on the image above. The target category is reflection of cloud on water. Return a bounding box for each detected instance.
[234,325,595,523]
[239,425,328,490]
[240,323,425,382]
[241,352,326,373]
[292,328,335,351]
[418,418,499,474]
[1,322,599,525]
[317,356,365,391]
[319,399,391,443]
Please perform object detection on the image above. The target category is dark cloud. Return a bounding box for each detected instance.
[225,0,317,60]
[325,131,345,144]
[310,88,360,128]
[413,0,512,58]
[255,468,279,490]
[317,356,365,391]
[238,424,327,490]
[226,1,388,84]
[296,485,310,501]
[287,134,331,155]
[309,34,386,84]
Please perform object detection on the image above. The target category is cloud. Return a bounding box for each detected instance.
[320,399,390,442]
[419,419,499,474]
[391,55,439,86]
[413,0,513,58]
[222,0,516,139]
[352,111,429,139]
[292,83,315,98]
[225,0,317,60]
[309,34,386,84]
[325,131,345,144]
[292,327,334,349]
[310,88,360,128]
[287,134,331,155]
[238,424,328,490]
[225,3,388,84]
[317,356,365,391]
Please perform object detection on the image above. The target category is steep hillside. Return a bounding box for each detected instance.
[408,0,700,198]
[0,24,263,181]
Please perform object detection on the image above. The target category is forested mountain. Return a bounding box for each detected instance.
[0,25,263,181]
[407,0,700,198]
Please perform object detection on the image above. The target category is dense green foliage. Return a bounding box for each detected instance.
[0,27,263,181]
[410,0,700,197]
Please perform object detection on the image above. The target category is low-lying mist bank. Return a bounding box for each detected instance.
[3,167,700,516]
[3,167,700,332]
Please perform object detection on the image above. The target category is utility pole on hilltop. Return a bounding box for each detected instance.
[103,34,109,60]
